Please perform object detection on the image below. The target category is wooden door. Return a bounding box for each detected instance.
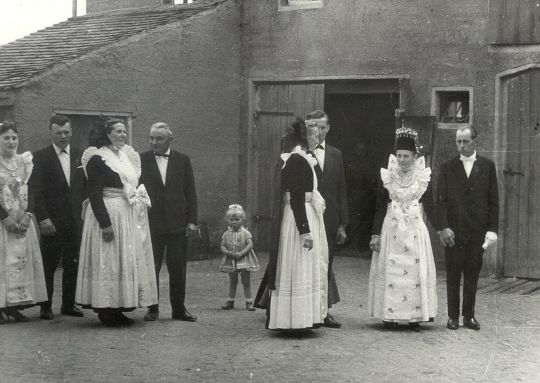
[503,70,540,278]
[253,83,324,250]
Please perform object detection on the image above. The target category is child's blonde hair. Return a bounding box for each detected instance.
[226,204,246,220]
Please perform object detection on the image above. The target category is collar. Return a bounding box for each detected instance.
[155,148,171,157]
[53,143,70,155]
[460,151,476,161]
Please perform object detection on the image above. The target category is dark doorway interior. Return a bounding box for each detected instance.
[325,92,399,252]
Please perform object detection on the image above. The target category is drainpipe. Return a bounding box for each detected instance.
[72,0,77,17]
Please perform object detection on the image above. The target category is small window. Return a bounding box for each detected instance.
[278,0,323,12]
[431,87,473,129]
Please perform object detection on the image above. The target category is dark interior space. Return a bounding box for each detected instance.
[325,92,399,251]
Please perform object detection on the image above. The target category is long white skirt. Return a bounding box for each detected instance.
[0,219,47,308]
[76,194,158,309]
[367,207,437,322]
[269,199,328,330]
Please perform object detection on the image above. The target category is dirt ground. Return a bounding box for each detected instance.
[1,253,539,383]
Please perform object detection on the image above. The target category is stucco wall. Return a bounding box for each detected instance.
[13,0,242,243]
[241,0,540,167]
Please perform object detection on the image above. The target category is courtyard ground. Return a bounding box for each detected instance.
[1,252,539,383]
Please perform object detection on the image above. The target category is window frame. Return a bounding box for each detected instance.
[430,86,474,130]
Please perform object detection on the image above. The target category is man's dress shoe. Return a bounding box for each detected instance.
[172,310,197,322]
[447,318,459,330]
[463,317,481,330]
[323,313,341,328]
[40,308,54,320]
[144,309,159,321]
[60,305,84,317]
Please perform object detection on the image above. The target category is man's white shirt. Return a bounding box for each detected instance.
[53,143,70,185]
[460,150,476,178]
[315,141,326,171]
[155,148,170,185]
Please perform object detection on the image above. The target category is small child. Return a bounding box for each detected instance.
[218,204,260,311]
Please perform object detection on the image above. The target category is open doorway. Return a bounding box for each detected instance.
[325,92,399,252]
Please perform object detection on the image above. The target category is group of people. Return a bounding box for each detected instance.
[0,108,499,333]
[0,116,198,326]
[253,110,499,333]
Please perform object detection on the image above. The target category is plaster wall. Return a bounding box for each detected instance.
[12,1,242,242]
[87,0,164,13]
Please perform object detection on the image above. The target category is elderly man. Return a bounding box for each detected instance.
[140,122,198,322]
[305,110,348,328]
[436,125,499,331]
[29,114,86,319]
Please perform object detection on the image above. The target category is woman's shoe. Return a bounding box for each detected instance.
[221,300,234,310]
[116,313,134,326]
[4,309,29,322]
[383,321,397,330]
[98,313,120,327]
[246,301,256,311]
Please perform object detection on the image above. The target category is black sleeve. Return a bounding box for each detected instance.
[183,156,198,225]
[27,151,49,222]
[420,180,436,227]
[0,205,7,220]
[435,162,449,231]
[282,154,312,235]
[487,160,499,233]
[86,155,112,229]
[371,180,390,236]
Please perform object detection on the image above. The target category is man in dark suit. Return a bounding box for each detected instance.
[436,125,499,331]
[140,122,198,322]
[306,110,349,328]
[29,114,85,319]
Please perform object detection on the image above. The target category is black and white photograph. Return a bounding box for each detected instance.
[1,0,540,382]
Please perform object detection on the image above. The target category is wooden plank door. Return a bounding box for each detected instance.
[503,70,540,278]
[253,83,325,250]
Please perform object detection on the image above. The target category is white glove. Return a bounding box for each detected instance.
[482,231,498,250]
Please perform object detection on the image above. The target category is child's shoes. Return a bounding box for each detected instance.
[246,301,256,311]
[221,300,234,310]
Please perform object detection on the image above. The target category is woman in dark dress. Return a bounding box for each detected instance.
[267,119,329,331]
[75,119,157,326]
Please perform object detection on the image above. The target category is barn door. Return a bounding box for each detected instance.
[503,70,540,278]
[253,83,325,250]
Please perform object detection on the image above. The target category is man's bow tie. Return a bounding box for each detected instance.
[315,144,324,150]
[460,156,474,162]
[154,152,170,158]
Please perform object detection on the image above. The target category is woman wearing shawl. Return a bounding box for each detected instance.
[267,118,328,332]
[75,119,157,326]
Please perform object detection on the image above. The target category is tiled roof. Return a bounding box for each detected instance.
[0,1,225,90]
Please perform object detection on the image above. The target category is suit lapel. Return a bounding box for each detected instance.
[49,146,69,189]
[322,146,335,178]
[450,156,470,188]
[148,152,165,188]
[69,148,78,188]
[164,151,176,188]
